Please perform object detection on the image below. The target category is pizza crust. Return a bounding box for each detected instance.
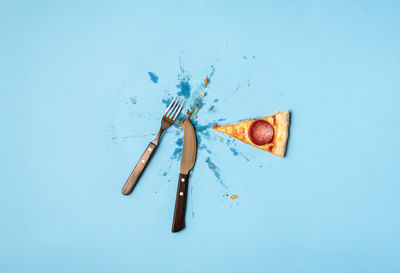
[212,110,290,157]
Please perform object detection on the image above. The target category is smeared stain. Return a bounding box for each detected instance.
[205,157,227,188]
[129,96,137,104]
[148,72,159,83]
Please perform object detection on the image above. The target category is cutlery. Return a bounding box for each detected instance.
[121,97,185,195]
[172,119,197,232]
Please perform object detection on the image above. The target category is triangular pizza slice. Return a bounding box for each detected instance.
[212,110,290,157]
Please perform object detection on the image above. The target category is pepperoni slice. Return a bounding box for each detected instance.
[248,119,274,146]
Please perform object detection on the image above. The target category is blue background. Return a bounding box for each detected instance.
[1,1,400,272]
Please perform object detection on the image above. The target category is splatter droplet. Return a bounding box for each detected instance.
[230,195,239,200]
[148,72,159,83]
[229,147,239,156]
[129,97,137,104]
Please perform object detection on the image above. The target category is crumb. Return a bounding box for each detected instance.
[205,76,209,88]
[194,115,197,119]
[230,195,239,200]
[247,83,250,87]
[209,105,214,111]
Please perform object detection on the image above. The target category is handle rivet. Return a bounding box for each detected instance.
[148,148,152,151]
[179,192,184,196]
[181,178,185,182]
[141,159,145,163]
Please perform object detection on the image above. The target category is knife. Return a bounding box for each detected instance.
[172,119,197,232]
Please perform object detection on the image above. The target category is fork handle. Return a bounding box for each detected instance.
[172,173,189,232]
[121,142,157,195]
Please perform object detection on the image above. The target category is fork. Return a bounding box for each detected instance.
[121,97,185,195]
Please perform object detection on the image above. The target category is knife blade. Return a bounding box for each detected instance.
[172,119,197,232]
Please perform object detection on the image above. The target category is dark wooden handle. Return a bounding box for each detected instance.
[172,173,189,232]
[121,142,157,195]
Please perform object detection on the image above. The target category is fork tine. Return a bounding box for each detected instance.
[164,96,177,116]
[172,99,184,121]
[168,98,182,119]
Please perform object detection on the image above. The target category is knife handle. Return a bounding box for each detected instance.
[172,173,189,232]
[121,142,157,195]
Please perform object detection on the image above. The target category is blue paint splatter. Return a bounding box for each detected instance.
[199,144,212,154]
[226,139,250,161]
[205,157,227,188]
[170,147,182,160]
[214,99,219,103]
[176,60,191,98]
[161,98,170,107]
[148,72,159,83]
[176,78,191,98]
[229,147,239,156]
[190,186,194,218]
[129,97,137,104]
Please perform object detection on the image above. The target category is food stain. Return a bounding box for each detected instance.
[148,72,159,83]
[205,76,209,88]
[223,193,239,200]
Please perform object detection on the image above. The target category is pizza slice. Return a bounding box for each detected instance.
[212,110,290,157]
